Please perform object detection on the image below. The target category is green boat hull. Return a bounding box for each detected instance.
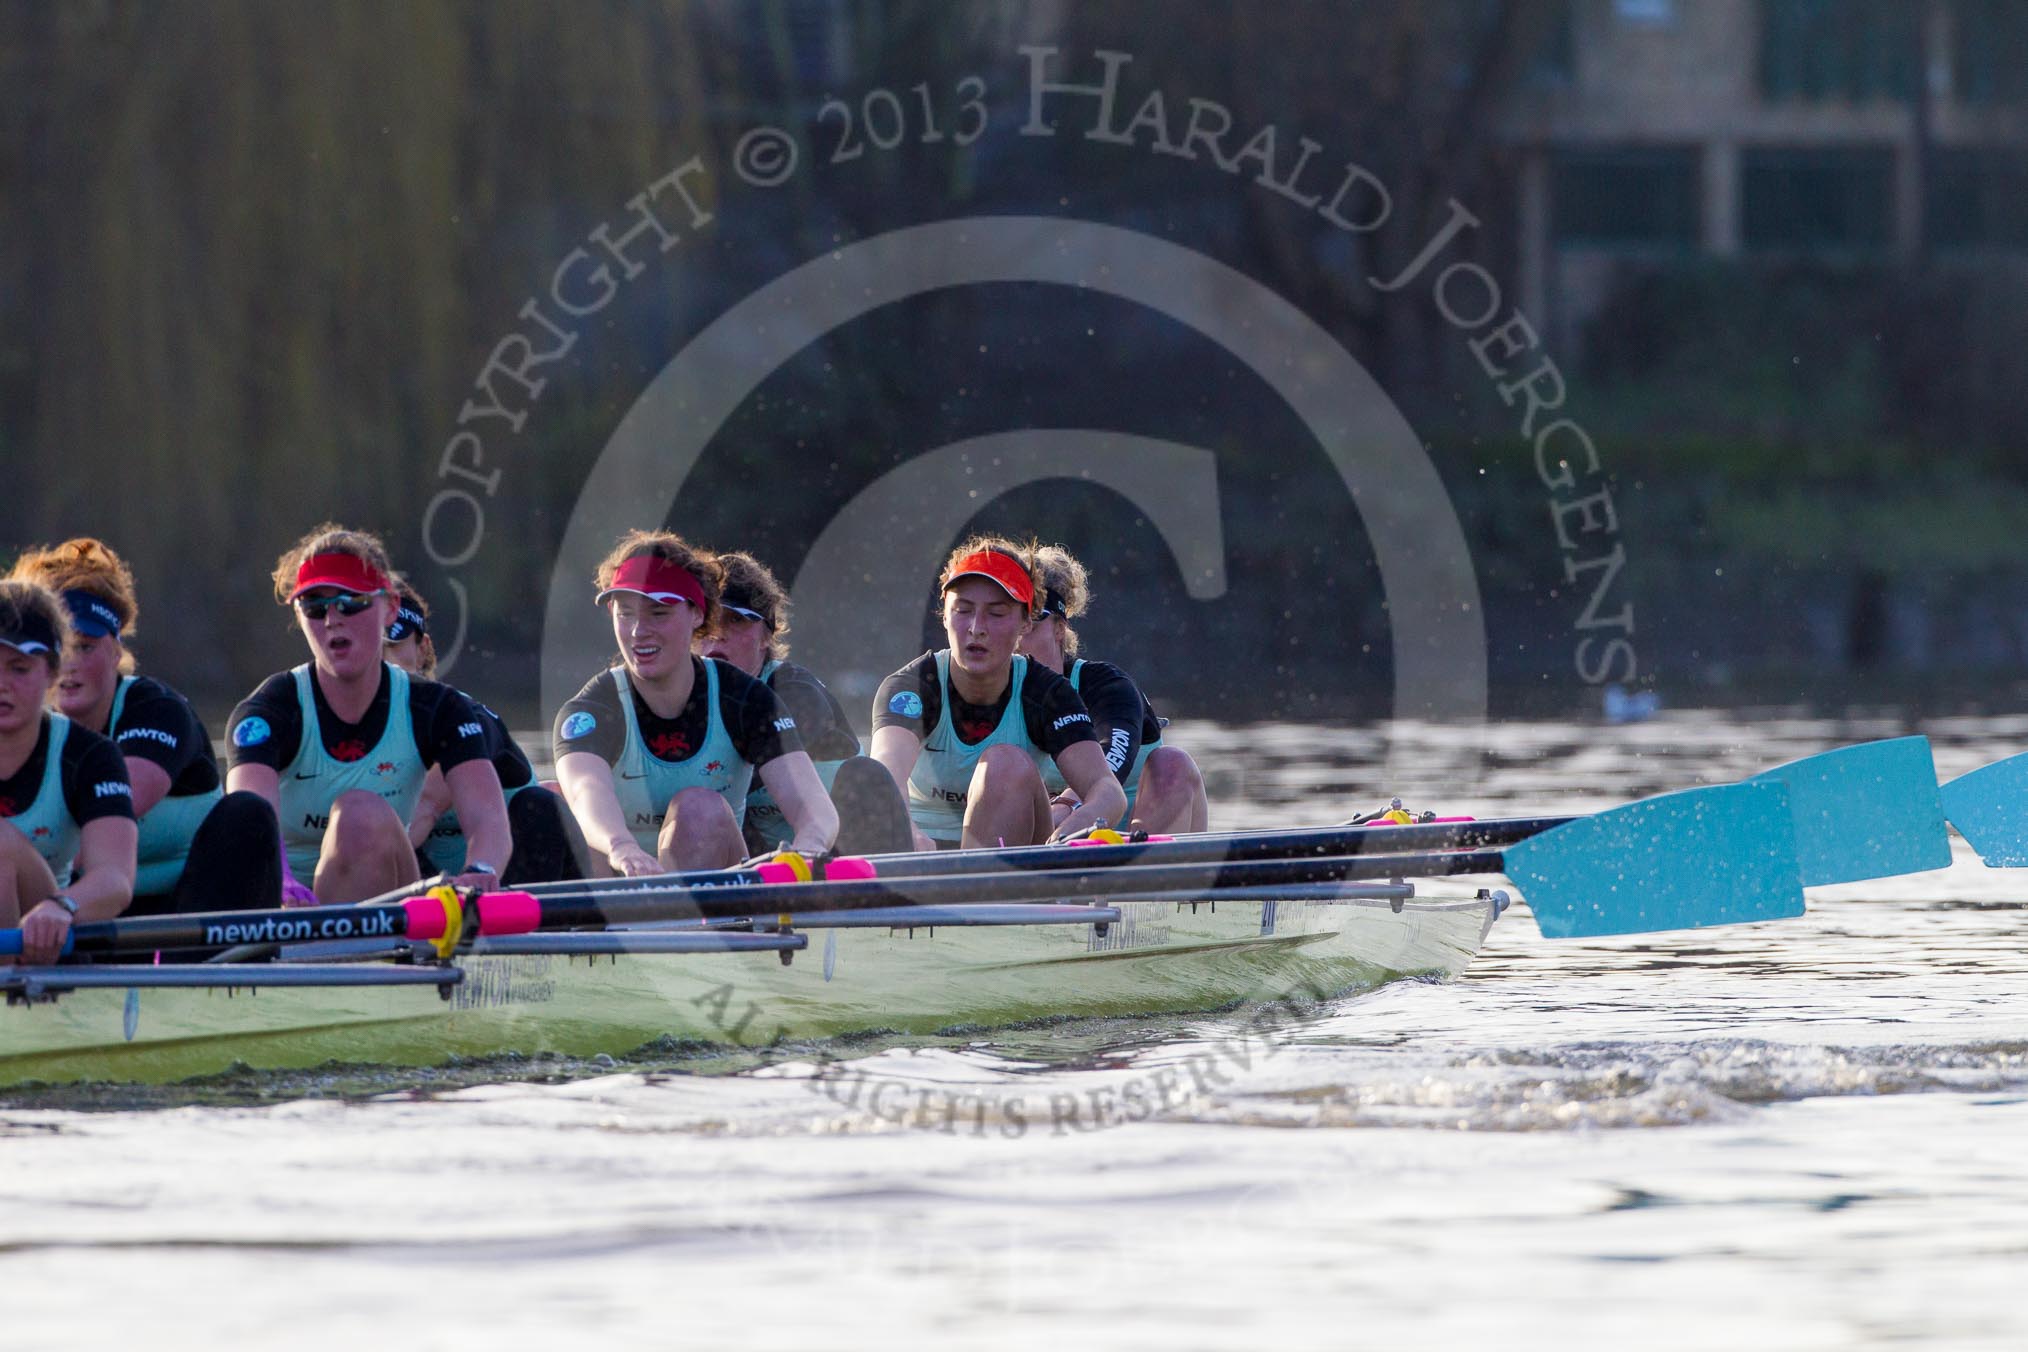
[0,895,1498,1086]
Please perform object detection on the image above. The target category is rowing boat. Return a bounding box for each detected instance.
[0,883,1500,1086]
[1,735,2009,1090]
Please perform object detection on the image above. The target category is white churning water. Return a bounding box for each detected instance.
[4,712,2027,1349]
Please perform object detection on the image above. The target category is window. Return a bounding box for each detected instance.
[1759,0,1919,102]
[1551,148,1700,248]
[1741,147,1895,249]
[1929,149,2028,249]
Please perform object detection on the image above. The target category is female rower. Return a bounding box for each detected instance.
[384,579,584,883]
[552,530,837,874]
[225,526,509,905]
[1017,544,1210,835]
[0,580,136,964]
[10,538,279,915]
[871,537,1126,850]
[694,551,913,856]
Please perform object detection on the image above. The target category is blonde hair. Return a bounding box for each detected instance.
[10,537,140,673]
[713,550,791,660]
[1030,543,1092,657]
[594,529,726,636]
[0,579,71,673]
[269,523,395,605]
[937,535,1042,619]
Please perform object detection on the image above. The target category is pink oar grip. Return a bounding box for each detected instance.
[755,861,797,884]
[476,890,543,937]
[1065,834,1172,847]
[400,896,450,941]
[822,856,876,881]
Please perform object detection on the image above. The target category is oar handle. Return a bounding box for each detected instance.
[1,855,870,959]
[0,930,75,959]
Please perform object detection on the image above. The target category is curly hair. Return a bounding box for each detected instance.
[713,550,792,660]
[269,523,396,605]
[388,576,438,679]
[0,578,70,673]
[9,537,141,672]
[594,529,726,637]
[1030,543,1093,656]
[937,535,1042,618]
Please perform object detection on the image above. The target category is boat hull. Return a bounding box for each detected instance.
[0,895,1497,1087]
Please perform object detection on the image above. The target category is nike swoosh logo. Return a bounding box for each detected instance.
[620,772,649,781]
[294,772,320,780]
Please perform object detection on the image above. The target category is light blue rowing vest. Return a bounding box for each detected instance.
[611,661,753,852]
[907,651,1047,843]
[741,659,844,850]
[3,715,82,886]
[278,663,426,879]
[109,676,222,896]
[1040,659,1159,821]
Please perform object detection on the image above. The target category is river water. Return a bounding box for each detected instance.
[4,712,2025,1349]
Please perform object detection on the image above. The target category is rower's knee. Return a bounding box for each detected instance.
[0,820,60,898]
[830,756,914,856]
[1141,746,1202,797]
[972,743,1042,795]
[660,787,743,867]
[326,790,406,864]
[504,786,584,884]
[0,819,38,866]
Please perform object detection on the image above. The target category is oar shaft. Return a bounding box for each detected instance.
[514,850,1507,927]
[500,817,1571,896]
[877,820,1561,875]
[0,858,801,959]
[4,849,1511,958]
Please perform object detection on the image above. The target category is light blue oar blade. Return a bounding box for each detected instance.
[1504,781,1804,938]
[1748,735,1952,885]
[1940,751,2028,866]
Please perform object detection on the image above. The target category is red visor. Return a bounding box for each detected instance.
[290,552,390,600]
[945,550,1034,606]
[595,553,707,610]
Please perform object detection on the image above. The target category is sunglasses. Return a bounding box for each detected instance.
[296,591,383,622]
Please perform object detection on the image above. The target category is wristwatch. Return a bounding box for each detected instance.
[50,894,79,918]
[465,861,498,878]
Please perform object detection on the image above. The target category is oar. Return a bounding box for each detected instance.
[1745,734,1951,883]
[506,733,1948,892]
[489,735,1942,893]
[471,778,1815,938]
[0,736,1952,959]
[3,775,1801,959]
[1939,750,2028,866]
[0,851,846,963]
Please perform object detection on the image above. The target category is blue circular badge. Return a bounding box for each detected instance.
[232,716,271,748]
[888,691,924,719]
[561,711,598,741]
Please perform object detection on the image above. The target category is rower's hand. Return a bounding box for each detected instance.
[18,900,73,966]
[909,825,937,854]
[281,875,319,908]
[610,842,664,877]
